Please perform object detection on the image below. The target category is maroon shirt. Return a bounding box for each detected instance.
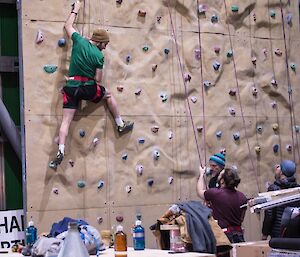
[204,188,247,229]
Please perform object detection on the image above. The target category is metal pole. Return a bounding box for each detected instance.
[16,0,27,218]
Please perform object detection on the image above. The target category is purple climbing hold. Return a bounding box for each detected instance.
[36,30,44,44]
[194,49,201,60]
[125,54,131,63]
[198,4,208,14]
[214,46,221,54]
[116,215,124,222]
[184,73,191,82]
[52,187,59,195]
[273,144,279,153]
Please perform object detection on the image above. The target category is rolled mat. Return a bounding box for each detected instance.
[269,238,300,251]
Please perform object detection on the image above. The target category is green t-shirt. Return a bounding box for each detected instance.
[67,32,104,87]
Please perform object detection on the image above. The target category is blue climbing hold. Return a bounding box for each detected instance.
[211,14,219,23]
[270,10,276,18]
[286,12,293,26]
[213,61,221,71]
[97,180,105,189]
[138,138,145,144]
[43,65,58,73]
[256,125,263,134]
[164,48,170,55]
[147,178,154,186]
[122,153,128,160]
[153,150,160,160]
[227,50,233,58]
[126,55,131,63]
[233,132,240,141]
[216,131,222,138]
[79,129,85,138]
[58,38,66,47]
[290,63,296,71]
[294,125,300,133]
[77,180,86,188]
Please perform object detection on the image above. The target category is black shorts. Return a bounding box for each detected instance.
[62,84,106,109]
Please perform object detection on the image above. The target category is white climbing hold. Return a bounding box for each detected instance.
[92,137,100,147]
[271,101,277,108]
[153,149,160,160]
[194,49,201,60]
[136,165,144,176]
[52,187,59,194]
[252,86,258,97]
[97,180,105,189]
[117,85,124,92]
[36,29,44,44]
[198,4,208,14]
[125,185,132,193]
[191,96,197,103]
[229,107,236,116]
[135,88,142,95]
[271,78,278,87]
[151,125,159,133]
[168,176,174,184]
[168,131,173,139]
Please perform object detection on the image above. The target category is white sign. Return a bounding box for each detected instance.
[0,209,25,248]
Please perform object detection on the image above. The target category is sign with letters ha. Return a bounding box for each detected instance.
[0,209,25,249]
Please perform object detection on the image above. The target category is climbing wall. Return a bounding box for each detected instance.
[22,0,300,247]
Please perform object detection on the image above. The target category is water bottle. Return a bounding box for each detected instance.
[25,221,37,246]
[57,222,89,257]
[114,225,127,257]
[133,220,145,250]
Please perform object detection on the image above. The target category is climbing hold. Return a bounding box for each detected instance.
[121,153,128,160]
[36,29,44,44]
[125,185,132,193]
[69,159,75,167]
[77,180,86,188]
[203,80,212,89]
[116,0,122,4]
[214,46,220,54]
[138,10,146,17]
[190,96,197,103]
[97,217,103,224]
[152,64,158,72]
[125,55,131,63]
[271,78,278,87]
[233,132,240,141]
[151,126,159,133]
[117,85,124,92]
[184,73,191,82]
[153,150,160,160]
[213,61,221,71]
[216,131,222,138]
[135,88,142,95]
[274,48,282,56]
[168,131,173,139]
[226,50,233,58]
[52,187,59,195]
[256,125,263,134]
[253,13,257,22]
[97,180,105,189]
[147,178,154,187]
[231,5,239,12]
[157,16,162,23]
[79,129,85,137]
[294,125,300,133]
[116,216,124,222]
[286,12,293,26]
[198,4,208,14]
[269,10,276,18]
[272,123,279,131]
[168,176,174,184]
[271,101,277,108]
[273,144,279,153]
[58,38,66,47]
[197,126,203,133]
[211,14,219,23]
[194,49,201,60]
[138,137,145,144]
[229,88,237,96]
[164,48,170,55]
[255,146,261,154]
[220,148,226,155]
[262,48,268,60]
[286,144,292,152]
[252,86,258,97]
[251,56,257,65]
[92,137,100,147]
[43,65,58,74]
[136,165,144,176]
[290,63,296,71]
[229,107,236,116]
[142,45,150,52]
[160,92,168,102]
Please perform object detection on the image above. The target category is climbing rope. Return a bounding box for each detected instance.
[167,0,203,167]
[223,0,261,192]
[279,0,300,164]
[196,0,207,167]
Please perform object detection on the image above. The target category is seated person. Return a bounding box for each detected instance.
[197,167,247,243]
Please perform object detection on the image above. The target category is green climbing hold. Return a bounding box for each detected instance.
[231,5,239,12]
[77,180,86,188]
[142,45,150,52]
[270,10,276,18]
[290,63,296,71]
[43,65,58,73]
[226,50,233,58]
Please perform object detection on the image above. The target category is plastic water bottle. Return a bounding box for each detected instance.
[57,222,89,257]
[133,220,145,250]
[114,225,127,257]
[25,221,37,246]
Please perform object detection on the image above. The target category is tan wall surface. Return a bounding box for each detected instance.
[22,0,300,247]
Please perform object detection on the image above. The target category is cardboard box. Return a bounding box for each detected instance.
[231,241,271,257]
